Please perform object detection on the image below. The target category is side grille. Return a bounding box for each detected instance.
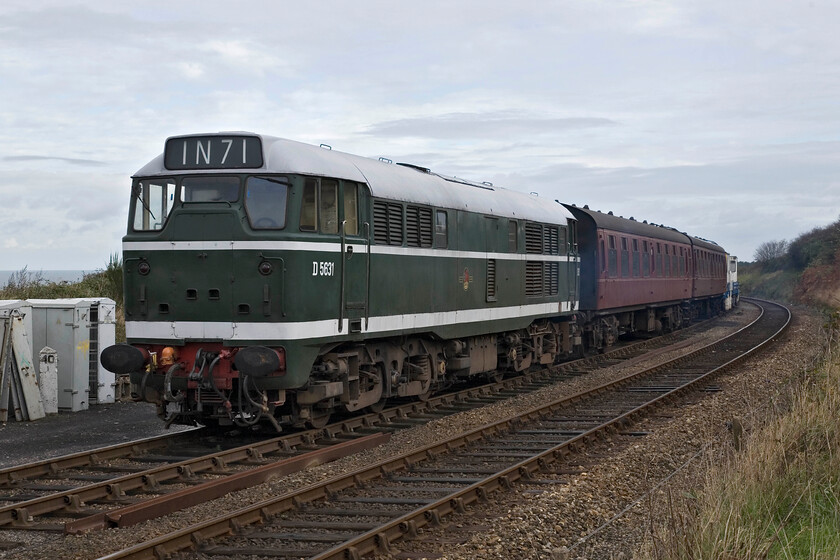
[373,200,403,245]
[406,206,433,247]
[526,262,560,297]
[546,262,559,295]
[486,259,497,301]
[544,226,559,255]
[525,223,543,254]
[526,261,543,296]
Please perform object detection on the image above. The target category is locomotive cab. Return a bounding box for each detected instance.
[114,170,374,428]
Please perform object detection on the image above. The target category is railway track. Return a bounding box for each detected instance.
[0,311,735,533]
[92,298,789,560]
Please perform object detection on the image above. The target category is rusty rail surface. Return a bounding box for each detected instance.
[97,300,789,560]
[0,313,720,531]
[0,430,200,486]
[65,433,389,533]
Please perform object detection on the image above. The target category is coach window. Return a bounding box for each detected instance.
[608,235,618,277]
[671,245,679,276]
[656,243,663,277]
[642,240,650,277]
[343,183,359,235]
[132,179,175,231]
[632,239,640,277]
[435,210,448,248]
[245,176,288,229]
[600,239,606,274]
[620,237,630,278]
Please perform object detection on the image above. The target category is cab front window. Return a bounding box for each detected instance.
[180,176,240,202]
[132,179,176,231]
[245,176,288,229]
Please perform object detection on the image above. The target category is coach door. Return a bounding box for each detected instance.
[339,182,369,333]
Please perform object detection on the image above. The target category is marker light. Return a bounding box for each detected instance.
[258,261,273,275]
[160,347,178,366]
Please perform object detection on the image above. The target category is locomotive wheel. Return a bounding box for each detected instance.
[344,365,385,413]
[415,385,433,402]
[367,398,387,413]
[486,371,504,384]
[290,401,332,429]
[307,407,331,429]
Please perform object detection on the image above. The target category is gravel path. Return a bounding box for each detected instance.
[1,303,814,560]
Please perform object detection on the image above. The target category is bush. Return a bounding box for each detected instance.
[0,256,125,342]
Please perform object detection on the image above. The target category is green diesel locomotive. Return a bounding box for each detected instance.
[101,133,582,430]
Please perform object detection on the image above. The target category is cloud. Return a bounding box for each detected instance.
[3,155,107,166]
[364,112,618,140]
[1,1,839,270]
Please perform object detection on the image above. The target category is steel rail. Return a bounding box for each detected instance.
[0,312,721,529]
[0,429,201,486]
[313,298,790,559]
[96,300,788,560]
[65,433,389,534]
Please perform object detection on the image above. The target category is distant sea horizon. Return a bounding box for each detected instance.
[0,269,92,284]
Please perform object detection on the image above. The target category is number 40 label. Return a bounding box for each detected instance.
[312,261,335,276]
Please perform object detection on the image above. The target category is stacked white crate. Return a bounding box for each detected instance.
[27,298,116,412]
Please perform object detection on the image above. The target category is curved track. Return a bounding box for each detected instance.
[95,299,789,560]
[0,313,729,532]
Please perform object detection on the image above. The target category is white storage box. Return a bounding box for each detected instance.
[28,298,117,411]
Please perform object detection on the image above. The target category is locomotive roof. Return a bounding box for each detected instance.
[134,133,574,226]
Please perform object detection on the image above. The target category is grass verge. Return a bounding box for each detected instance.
[646,311,840,560]
[0,256,125,342]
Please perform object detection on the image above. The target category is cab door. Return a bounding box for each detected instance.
[340,182,369,333]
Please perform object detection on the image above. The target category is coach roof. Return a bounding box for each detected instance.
[134,133,574,226]
[562,204,691,245]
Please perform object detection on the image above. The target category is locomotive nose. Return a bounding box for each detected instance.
[100,344,149,374]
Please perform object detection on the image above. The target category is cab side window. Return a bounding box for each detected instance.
[343,183,359,235]
[300,178,317,231]
[300,178,343,234]
[320,179,338,234]
[435,210,448,248]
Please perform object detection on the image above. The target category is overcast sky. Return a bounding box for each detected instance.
[2,1,838,271]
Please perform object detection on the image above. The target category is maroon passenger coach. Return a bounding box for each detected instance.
[562,204,727,349]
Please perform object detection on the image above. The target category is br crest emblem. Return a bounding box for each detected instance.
[460,268,472,291]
